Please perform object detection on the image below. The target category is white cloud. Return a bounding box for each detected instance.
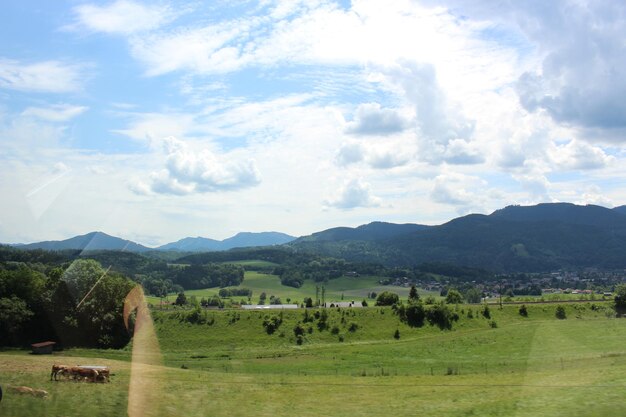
[113,112,196,147]
[513,173,552,203]
[325,178,381,209]
[130,136,261,195]
[71,0,174,35]
[575,185,613,208]
[425,0,626,141]
[129,20,252,76]
[366,147,410,169]
[430,172,484,207]
[345,102,410,136]
[0,59,86,93]
[443,139,484,165]
[21,104,87,122]
[381,61,476,164]
[551,140,613,170]
[335,142,364,166]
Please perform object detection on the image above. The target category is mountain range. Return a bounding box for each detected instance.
[13,231,296,252]
[7,203,626,272]
[290,203,626,271]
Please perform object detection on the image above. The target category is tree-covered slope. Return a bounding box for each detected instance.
[291,203,626,272]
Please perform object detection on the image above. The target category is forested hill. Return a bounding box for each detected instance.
[16,231,151,252]
[156,232,296,251]
[296,222,429,242]
[290,203,626,272]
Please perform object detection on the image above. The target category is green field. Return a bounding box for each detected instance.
[146,271,437,305]
[2,302,626,416]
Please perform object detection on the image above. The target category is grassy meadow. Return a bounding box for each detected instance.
[2,301,626,417]
[145,271,438,305]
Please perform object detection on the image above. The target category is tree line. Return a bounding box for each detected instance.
[0,257,134,348]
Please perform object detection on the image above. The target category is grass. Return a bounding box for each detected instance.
[145,272,437,305]
[2,302,625,417]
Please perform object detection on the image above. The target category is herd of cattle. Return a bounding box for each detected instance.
[50,364,110,383]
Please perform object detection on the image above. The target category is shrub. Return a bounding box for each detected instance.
[426,302,457,330]
[262,314,283,334]
[481,304,491,319]
[348,322,358,332]
[376,291,400,306]
[424,295,436,305]
[555,306,567,320]
[293,322,305,337]
[489,320,498,328]
[404,302,426,327]
[445,289,463,304]
[393,329,400,339]
[519,304,528,317]
[614,284,626,312]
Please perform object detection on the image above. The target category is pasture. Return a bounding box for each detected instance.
[145,271,437,305]
[1,302,626,416]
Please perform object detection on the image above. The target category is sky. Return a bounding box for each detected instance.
[1,0,625,246]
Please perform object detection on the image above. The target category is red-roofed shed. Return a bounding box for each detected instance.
[31,341,56,354]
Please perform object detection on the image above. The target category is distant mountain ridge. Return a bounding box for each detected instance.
[16,231,151,252]
[291,203,626,272]
[156,232,296,251]
[8,203,626,271]
[13,231,297,253]
[297,221,429,242]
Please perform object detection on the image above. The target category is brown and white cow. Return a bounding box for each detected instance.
[50,364,71,381]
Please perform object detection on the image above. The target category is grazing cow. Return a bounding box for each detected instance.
[68,366,99,382]
[50,364,70,381]
[95,367,110,383]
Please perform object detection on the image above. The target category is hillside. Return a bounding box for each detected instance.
[291,203,626,272]
[156,232,296,252]
[296,222,428,242]
[17,231,150,252]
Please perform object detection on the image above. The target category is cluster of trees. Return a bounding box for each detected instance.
[169,264,244,290]
[218,288,252,298]
[370,285,461,330]
[0,257,135,348]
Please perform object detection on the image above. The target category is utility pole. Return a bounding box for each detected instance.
[316,285,320,306]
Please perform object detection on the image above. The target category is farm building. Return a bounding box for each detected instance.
[241,304,299,310]
[325,301,363,308]
[31,341,56,354]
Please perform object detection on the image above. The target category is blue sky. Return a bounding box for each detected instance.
[1,0,624,246]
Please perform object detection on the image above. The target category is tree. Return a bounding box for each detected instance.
[426,302,457,330]
[375,291,399,306]
[519,304,528,317]
[555,305,566,319]
[175,292,187,306]
[445,289,463,304]
[464,287,482,304]
[0,297,34,344]
[614,284,626,312]
[62,259,106,302]
[408,285,420,303]
[404,302,425,327]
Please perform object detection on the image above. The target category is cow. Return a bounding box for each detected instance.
[95,367,110,383]
[68,366,99,382]
[50,364,71,381]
